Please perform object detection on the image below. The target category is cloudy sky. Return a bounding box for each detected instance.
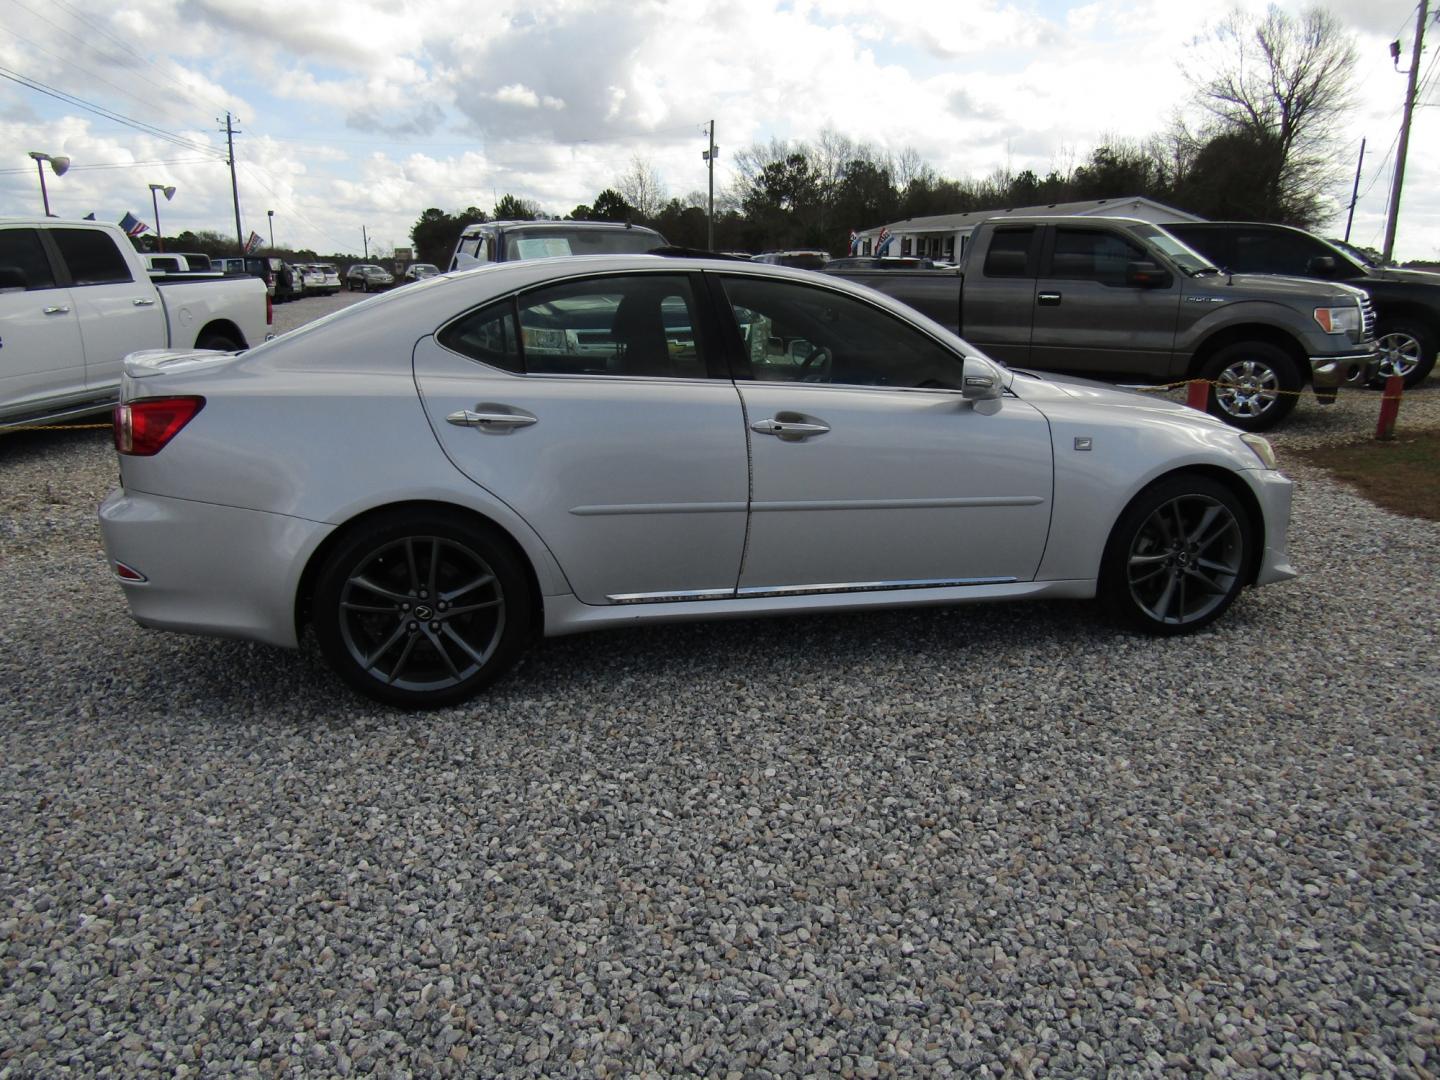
[1,0,1436,260]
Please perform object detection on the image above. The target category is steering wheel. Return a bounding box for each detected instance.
[798,344,832,380]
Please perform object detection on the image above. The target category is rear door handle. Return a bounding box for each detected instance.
[750,416,830,441]
[133,298,157,307]
[1038,292,1062,306]
[43,305,70,315]
[446,405,538,431]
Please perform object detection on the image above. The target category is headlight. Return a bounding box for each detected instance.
[1313,306,1360,334]
[1240,433,1278,470]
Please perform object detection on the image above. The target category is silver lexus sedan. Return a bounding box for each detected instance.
[100,255,1296,708]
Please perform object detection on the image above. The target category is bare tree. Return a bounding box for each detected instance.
[1186,4,1357,225]
[615,156,667,219]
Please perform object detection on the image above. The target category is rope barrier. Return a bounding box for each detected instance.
[1,423,111,434]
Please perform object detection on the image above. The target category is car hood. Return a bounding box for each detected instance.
[1201,273,1368,304]
[1008,369,1229,424]
[1362,266,1440,289]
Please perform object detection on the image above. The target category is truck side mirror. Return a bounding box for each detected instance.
[452,252,481,271]
[1126,260,1172,289]
[961,355,1003,401]
[1305,255,1337,277]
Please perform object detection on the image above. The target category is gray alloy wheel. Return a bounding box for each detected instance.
[313,514,531,708]
[1102,476,1252,635]
[1371,320,1437,388]
[1201,342,1300,433]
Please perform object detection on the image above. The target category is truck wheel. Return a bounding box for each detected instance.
[1372,319,1436,388]
[1200,342,1300,432]
[196,331,240,351]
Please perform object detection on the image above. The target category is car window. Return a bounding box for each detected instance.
[1230,229,1329,277]
[0,228,58,291]
[51,228,134,286]
[437,299,523,373]
[515,274,708,378]
[983,227,1036,278]
[1048,228,1146,285]
[720,276,963,390]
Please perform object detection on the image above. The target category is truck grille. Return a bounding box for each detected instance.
[1359,294,1376,342]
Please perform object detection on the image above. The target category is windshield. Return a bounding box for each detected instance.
[1324,238,1378,270]
[507,227,663,260]
[1127,224,1218,275]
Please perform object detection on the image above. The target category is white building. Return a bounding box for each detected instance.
[854,196,1203,261]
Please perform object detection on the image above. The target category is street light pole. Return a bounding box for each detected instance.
[28,151,70,217]
[702,121,717,251]
[148,183,175,252]
[267,209,274,249]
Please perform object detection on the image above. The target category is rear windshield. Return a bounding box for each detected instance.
[507,227,663,260]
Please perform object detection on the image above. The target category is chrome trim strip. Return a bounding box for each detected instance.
[571,501,748,517]
[606,576,1018,604]
[751,496,1044,512]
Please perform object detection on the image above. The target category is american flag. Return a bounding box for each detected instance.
[245,230,264,254]
[118,212,149,238]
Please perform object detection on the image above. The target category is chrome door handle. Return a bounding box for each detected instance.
[751,417,830,440]
[133,298,157,307]
[43,305,70,315]
[446,408,537,430]
[1038,292,1061,306]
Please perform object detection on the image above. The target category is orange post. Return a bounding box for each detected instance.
[1186,379,1209,411]
[1375,374,1404,441]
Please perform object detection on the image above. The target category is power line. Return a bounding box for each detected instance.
[0,156,219,175]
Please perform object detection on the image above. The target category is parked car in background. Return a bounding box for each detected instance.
[826,216,1378,431]
[299,264,327,294]
[216,255,290,300]
[826,256,938,271]
[99,254,1295,709]
[449,220,666,271]
[1162,220,1440,387]
[309,263,341,295]
[346,264,395,292]
[0,218,269,428]
[142,253,197,275]
[753,250,830,270]
[403,262,441,284]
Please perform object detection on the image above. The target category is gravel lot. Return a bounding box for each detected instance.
[2,298,1438,1077]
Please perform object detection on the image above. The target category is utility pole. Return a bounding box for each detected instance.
[702,121,717,250]
[1382,0,1428,263]
[1344,138,1365,243]
[362,226,369,259]
[219,112,244,254]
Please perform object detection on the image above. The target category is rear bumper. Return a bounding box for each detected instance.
[99,489,333,648]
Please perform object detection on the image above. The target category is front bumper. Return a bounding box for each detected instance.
[1309,348,1379,390]
[1248,467,1297,587]
[99,489,333,649]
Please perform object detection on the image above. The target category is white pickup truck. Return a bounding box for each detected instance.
[1,218,270,428]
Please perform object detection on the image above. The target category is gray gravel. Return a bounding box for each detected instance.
[2,316,1438,1076]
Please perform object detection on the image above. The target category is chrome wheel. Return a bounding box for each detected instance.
[1375,329,1423,381]
[337,535,506,693]
[1213,358,1280,420]
[1126,493,1244,626]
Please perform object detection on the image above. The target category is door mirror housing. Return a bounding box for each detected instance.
[1126,260,1172,289]
[452,252,482,271]
[961,355,1004,401]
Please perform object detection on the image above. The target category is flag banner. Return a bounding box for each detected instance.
[876,226,892,255]
[119,212,150,238]
[848,229,860,255]
[245,230,264,254]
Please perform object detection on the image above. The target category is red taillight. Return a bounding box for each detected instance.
[266,292,273,325]
[114,396,205,456]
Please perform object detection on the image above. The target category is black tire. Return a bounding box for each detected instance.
[195,331,240,351]
[1100,475,1253,635]
[1372,319,1437,388]
[1200,341,1301,432]
[312,512,532,708]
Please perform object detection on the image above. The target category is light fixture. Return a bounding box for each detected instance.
[148,183,176,252]
[28,151,70,217]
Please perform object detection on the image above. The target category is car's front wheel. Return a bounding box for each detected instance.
[1200,342,1301,432]
[312,512,532,708]
[1100,475,1253,635]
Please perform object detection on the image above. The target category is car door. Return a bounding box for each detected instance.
[959,224,1041,365]
[712,273,1054,593]
[413,271,750,606]
[1029,224,1182,379]
[0,225,85,418]
[47,227,167,390]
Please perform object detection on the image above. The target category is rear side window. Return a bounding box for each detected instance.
[51,229,133,286]
[0,228,58,291]
[983,227,1035,278]
[437,299,522,373]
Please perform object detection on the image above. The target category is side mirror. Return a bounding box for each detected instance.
[452,252,481,271]
[961,355,1003,401]
[1305,255,1337,277]
[1126,260,1172,289]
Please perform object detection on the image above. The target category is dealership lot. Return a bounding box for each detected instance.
[1,301,1437,1075]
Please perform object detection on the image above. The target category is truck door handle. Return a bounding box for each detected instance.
[1038,292,1062,306]
[43,305,70,315]
[132,298,157,307]
[751,416,830,441]
[446,406,538,430]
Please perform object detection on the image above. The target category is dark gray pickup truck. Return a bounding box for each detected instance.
[826,216,1378,431]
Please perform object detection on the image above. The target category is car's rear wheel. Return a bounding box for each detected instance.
[1100,475,1253,635]
[312,512,532,708]
[1372,319,1436,388]
[1200,342,1300,432]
